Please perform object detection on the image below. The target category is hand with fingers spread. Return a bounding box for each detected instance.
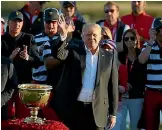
[57,41,69,61]
[19,45,29,60]
[58,14,68,37]
[9,47,21,60]
[65,16,75,33]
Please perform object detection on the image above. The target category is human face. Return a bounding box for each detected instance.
[45,21,58,36]
[62,4,75,17]
[104,5,119,26]
[29,1,45,11]
[124,32,137,48]
[101,32,110,40]
[82,26,101,51]
[156,28,162,43]
[131,1,146,15]
[8,19,23,36]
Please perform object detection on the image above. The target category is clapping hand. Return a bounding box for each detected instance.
[9,47,20,60]
[19,45,29,60]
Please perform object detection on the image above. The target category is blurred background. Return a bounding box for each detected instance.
[1,1,162,23]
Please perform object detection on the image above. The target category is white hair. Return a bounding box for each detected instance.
[82,23,101,36]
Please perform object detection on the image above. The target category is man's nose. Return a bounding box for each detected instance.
[90,35,94,39]
[48,23,53,27]
[15,22,20,26]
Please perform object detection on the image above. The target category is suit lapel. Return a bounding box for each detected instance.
[79,43,86,75]
[80,55,86,75]
[95,49,105,86]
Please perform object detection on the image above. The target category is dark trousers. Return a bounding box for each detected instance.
[144,89,162,130]
[66,101,97,130]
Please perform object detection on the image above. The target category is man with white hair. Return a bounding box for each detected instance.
[50,23,119,130]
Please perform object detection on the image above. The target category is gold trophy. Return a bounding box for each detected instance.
[18,84,52,124]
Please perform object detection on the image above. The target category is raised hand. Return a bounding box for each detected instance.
[58,14,68,37]
[19,45,29,60]
[9,47,20,60]
[65,16,75,33]
[149,28,156,42]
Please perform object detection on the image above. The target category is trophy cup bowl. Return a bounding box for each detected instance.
[18,84,52,124]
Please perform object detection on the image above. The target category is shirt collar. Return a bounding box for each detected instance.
[85,45,99,56]
[8,32,22,40]
[131,11,146,18]
[104,20,118,29]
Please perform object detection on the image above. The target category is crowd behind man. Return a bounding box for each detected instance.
[1,1,162,130]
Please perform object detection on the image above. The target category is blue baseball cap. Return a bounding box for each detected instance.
[62,1,76,7]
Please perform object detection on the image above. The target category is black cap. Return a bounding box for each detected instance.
[62,1,76,7]
[153,17,162,30]
[8,10,23,21]
[44,8,59,21]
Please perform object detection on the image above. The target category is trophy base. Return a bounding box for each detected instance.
[24,117,45,124]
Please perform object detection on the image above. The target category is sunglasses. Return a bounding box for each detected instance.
[124,36,136,42]
[102,35,110,40]
[45,20,57,24]
[104,9,115,13]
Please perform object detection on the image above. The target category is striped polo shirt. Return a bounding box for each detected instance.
[32,33,59,82]
[143,41,162,89]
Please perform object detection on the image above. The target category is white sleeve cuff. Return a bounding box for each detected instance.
[60,34,67,41]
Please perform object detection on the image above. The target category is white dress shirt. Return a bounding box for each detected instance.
[77,46,98,102]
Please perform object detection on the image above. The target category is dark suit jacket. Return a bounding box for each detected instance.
[51,40,118,127]
[1,56,18,120]
[1,32,38,83]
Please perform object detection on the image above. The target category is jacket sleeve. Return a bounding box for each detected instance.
[1,62,18,107]
[108,50,119,116]
[28,35,43,68]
